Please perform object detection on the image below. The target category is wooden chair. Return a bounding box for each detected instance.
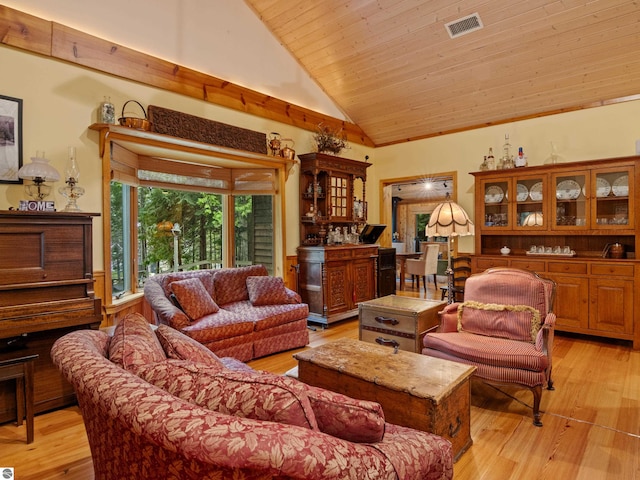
[424,268,556,426]
[405,243,439,290]
[440,256,471,302]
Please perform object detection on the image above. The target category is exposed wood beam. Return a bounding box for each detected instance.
[0,5,374,148]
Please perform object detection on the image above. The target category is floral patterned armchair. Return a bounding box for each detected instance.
[423,268,556,426]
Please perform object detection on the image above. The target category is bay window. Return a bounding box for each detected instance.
[92,124,296,326]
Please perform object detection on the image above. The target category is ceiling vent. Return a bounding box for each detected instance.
[445,13,483,39]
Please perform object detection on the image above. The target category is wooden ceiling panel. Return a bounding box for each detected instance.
[245,0,640,146]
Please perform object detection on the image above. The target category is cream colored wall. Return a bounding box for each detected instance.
[0,46,374,275]
[370,100,640,253]
[2,0,346,121]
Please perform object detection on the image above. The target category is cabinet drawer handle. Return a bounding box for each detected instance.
[375,337,399,348]
[375,316,399,326]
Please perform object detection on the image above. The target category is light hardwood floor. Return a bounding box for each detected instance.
[1,281,639,479]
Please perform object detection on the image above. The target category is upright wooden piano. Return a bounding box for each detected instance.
[0,211,102,422]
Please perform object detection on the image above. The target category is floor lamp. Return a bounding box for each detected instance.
[426,195,474,303]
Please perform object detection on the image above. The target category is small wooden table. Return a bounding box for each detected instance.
[295,338,475,461]
[0,353,38,443]
[359,295,446,353]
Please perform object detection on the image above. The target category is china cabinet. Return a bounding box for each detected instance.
[298,152,370,245]
[296,153,376,325]
[471,156,640,348]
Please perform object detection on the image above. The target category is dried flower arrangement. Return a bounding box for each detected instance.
[313,123,348,155]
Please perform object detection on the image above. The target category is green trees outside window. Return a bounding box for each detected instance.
[111,181,273,299]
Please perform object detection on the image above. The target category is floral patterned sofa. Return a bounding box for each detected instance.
[51,314,453,480]
[144,264,309,361]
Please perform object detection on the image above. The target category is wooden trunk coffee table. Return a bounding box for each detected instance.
[294,338,476,461]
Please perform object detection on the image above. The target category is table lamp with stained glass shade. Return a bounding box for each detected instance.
[425,194,475,303]
[17,151,60,201]
[58,146,85,212]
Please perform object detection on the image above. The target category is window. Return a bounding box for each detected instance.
[110,182,132,298]
[234,195,274,272]
[110,183,274,299]
[136,187,224,283]
[416,213,430,242]
[101,128,290,304]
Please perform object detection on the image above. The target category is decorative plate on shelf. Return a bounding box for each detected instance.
[516,183,529,202]
[529,182,543,201]
[612,174,629,196]
[595,177,611,197]
[485,185,504,203]
[556,179,581,200]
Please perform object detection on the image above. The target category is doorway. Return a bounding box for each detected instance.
[380,172,456,251]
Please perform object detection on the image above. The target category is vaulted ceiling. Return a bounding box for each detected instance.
[245,0,640,147]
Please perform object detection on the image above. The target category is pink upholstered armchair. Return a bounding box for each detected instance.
[423,267,556,426]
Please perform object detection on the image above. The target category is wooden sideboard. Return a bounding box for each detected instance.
[297,245,378,325]
[0,211,102,421]
[470,156,640,348]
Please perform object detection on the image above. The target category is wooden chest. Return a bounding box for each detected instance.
[359,295,445,353]
[295,338,475,461]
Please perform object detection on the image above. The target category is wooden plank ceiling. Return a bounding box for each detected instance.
[245,0,640,146]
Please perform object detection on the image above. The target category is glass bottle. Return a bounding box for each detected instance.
[515,147,528,167]
[501,134,514,169]
[99,96,115,124]
[486,148,495,170]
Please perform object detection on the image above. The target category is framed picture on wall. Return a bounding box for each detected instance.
[0,94,23,184]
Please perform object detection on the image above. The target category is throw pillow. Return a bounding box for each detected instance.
[135,360,318,430]
[246,276,290,306]
[304,384,386,443]
[155,324,225,371]
[109,313,166,370]
[162,271,214,298]
[457,300,542,343]
[213,264,268,305]
[170,278,219,321]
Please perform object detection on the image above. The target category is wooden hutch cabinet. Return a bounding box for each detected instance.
[0,211,102,422]
[296,153,378,325]
[297,152,370,245]
[471,156,640,348]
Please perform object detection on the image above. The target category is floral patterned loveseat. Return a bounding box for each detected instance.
[144,264,309,361]
[51,314,453,480]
